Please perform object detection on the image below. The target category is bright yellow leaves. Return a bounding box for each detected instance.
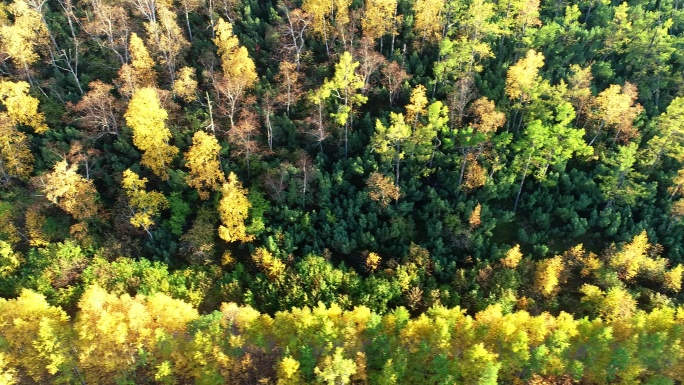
[413,0,445,43]
[1,286,684,383]
[405,84,429,127]
[252,247,286,281]
[607,230,671,283]
[184,130,225,200]
[505,49,545,103]
[0,0,49,72]
[124,87,179,180]
[42,160,99,221]
[664,264,684,292]
[0,241,22,278]
[592,82,643,143]
[173,66,198,102]
[362,0,399,42]
[501,245,523,269]
[277,356,305,385]
[314,347,357,385]
[313,51,368,127]
[216,25,256,86]
[0,113,33,184]
[0,352,17,385]
[117,33,157,96]
[534,255,565,297]
[0,79,47,184]
[0,80,48,134]
[0,290,72,382]
[75,285,198,384]
[218,172,254,243]
[365,252,382,272]
[121,169,168,236]
[213,18,258,127]
[213,17,240,66]
[303,0,351,41]
[130,32,156,76]
[580,284,636,320]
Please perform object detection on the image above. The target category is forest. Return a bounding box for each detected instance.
[1,0,684,382]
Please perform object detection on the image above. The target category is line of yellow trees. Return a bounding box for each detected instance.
[1,281,682,385]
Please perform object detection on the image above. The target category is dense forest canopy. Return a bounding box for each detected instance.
[1,0,684,382]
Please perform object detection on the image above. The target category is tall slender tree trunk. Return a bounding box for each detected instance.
[514,153,532,212]
[458,150,468,190]
[184,6,193,42]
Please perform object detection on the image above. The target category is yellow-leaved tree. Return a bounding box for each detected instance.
[366,172,401,207]
[0,79,47,184]
[124,87,179,180]
[173,66,198,102]
[362,0,399,44]
[213,18,258,128]
[121,169,168,239]
[0,290,74,383]
[588,82,642,145]
[75,285,198,384]
[0,79,48,133]
[534,255,565,298]
[218,172,254,243]
[0,112,33,185]
[42,160,99,221]
[144,2,189,85]
[0,0,49,80]
[116,32,157,97]
[184,130,225,199]
[413,0,445,43]
[505,49,546,104]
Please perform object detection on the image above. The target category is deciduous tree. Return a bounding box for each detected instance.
[0,113,33,185]
[644,97,684,168]
[42,160,99,221]
[362,0,399,52]
[413,0,445,43]
[173,66,198,102]
[0,0,49,82]
[0,79,48,133]
[372,112,411,183]
[275,61,302,116]
[184,130,225,200]
[144,3,189,84]
[278,4,310,71]
[213,18,258,128]
[381,61,409,106]
[116,33,157,98]
[70,81,122,138]
[312,52,367,158]
[588,83,642,145]
[124,87,179,180]
[82,0,131,65]
[218,172,254,243]
[366,172,401,207]
[228,108,262,178]
[121,169,168,238]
